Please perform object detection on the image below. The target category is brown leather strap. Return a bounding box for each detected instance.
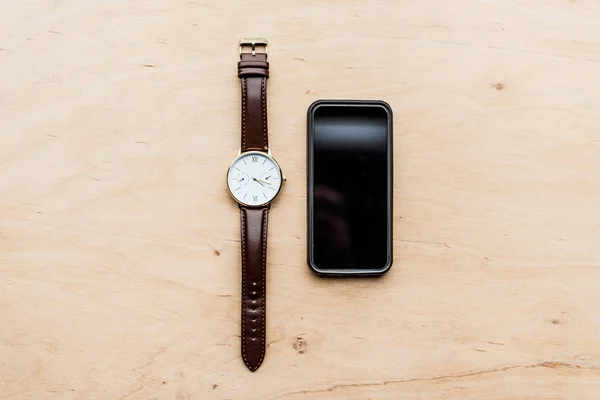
[240,206,268,371]
[238,53,269,153]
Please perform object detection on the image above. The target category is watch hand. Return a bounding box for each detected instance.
[252,177,266,187]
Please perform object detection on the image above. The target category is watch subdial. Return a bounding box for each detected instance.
[259,171,279,186]
[229,170,251,189]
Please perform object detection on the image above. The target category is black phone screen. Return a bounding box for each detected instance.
[308,102,392,274]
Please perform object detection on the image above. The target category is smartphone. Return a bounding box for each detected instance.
[307,100,393,276]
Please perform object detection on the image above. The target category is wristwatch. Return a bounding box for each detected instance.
[226,38,285,372]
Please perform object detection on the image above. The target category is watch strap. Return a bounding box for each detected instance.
[238,53,269,153]
[240,206,268,371]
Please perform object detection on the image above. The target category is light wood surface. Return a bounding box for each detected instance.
[2,1,600,399]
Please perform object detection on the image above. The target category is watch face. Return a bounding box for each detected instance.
[227,151,283,206]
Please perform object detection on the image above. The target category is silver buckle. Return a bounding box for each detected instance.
[239,38,268,58]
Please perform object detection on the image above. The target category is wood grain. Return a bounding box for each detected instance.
[1,1,600,399]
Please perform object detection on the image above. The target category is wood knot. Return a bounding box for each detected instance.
[292,336,307,354]
[492,82,505,91]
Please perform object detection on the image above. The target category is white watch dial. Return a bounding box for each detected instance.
[227,151,283,206]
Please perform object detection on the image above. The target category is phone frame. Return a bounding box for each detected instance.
[306,99,393,277]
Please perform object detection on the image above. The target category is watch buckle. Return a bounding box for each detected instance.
[239,38,268,58]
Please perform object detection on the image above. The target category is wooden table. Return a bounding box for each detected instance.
[1,1,599,399]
